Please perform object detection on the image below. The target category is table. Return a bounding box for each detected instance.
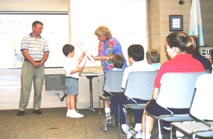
[80,67,103,112]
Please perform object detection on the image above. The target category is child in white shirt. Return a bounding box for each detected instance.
[62,44,85,118]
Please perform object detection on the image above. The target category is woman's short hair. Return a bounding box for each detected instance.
[95,26,112,40]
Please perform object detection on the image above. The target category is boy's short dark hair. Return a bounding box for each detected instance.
[112,55,124,69]
[128,44,144,61]
[62,44,74,56]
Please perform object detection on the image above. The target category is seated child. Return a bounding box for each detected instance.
[103,54,125,125]
[146,49,161,70]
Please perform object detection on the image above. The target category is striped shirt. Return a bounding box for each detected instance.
[20,33,49,61]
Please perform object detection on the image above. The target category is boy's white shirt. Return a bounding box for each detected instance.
[121,60,156,88]
[63,57,79,78]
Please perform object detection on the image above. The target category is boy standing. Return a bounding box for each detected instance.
[62,44,85,118]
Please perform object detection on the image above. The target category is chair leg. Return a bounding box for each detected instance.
[104,119,108,131]
[98,96,101,115]
[99,97,108,131]
[192,134,196,139]
[124,106,128,139]
[157,119,162,139]
[118,104,121,139]
[98,97,102,127]
[170,125,173,139]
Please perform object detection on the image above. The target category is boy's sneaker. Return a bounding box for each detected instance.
[105,115,112,126]
[121,124,136,139]
[134,130,142,139]
[66,112,70,117]
[127,126,136,139]
[66,111,84,118]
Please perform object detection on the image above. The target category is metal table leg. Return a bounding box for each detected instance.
[86,76,98,112]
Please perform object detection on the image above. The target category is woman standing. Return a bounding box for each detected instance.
[93,25,127,125]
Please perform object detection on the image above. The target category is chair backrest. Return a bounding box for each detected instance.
[124,71,157,100]
[190,73,213,121]
[156,72,204,109]
[103,70,124,94]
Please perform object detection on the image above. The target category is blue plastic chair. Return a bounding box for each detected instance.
[171,73,213,139]
[145,72,205,139]
[98,70,124,131]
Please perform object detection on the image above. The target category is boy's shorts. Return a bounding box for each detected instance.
[65,77,79,95]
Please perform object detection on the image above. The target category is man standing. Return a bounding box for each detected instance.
[17,21,49,116]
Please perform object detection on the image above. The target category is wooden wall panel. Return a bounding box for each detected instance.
[147,0,213,63]
[201,0,213,45]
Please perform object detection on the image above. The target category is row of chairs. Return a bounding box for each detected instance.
[145,72,204,139]
[170,73,213,139]
[99,70,213,139]
[99,70,158,139]
[143,72,213,139]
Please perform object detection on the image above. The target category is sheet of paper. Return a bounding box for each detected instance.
[77,42,95,63]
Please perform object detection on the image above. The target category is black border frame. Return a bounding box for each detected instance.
[169,15,183,31]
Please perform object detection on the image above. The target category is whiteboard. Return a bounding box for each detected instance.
[70,0,148,66]
[0,13,69,68]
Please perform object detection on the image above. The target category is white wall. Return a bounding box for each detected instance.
[70,0,148,66]
[0,0,147,110]
[0,14,69,68]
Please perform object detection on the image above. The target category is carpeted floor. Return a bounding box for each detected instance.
[0,108,173,139]
[0,108,126,139]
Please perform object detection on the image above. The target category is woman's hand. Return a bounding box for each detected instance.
[93,56,108,61]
